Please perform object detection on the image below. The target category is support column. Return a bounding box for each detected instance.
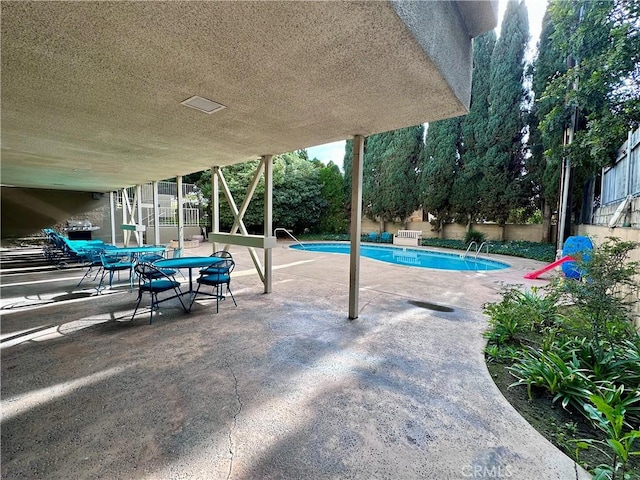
[109,191,117,245]
[122,188,130,247]
[349,135,365,319]
[136,184,143,246]
[177,176,184,251]
[212,167,220,253]
[263,155,273,294]
[152,181,160,245]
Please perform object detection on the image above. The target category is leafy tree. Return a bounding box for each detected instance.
[195,152,326,234]
[362,131,393,226]
[527,9,566,242]
[273,152,326,233]
[420,117,463,232]
[455,30,496,228]
[355,127,423,228]
[480,0,530,226]
[343,138,354,206]
[376,126,423,224]
[316,161,348,233]
[539,0,640,226]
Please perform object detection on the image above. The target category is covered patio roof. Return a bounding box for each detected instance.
[1,1,497,193]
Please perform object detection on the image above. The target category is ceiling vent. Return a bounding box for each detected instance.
[180,95,226,114]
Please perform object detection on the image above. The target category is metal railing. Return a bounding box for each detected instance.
[461,241,477,259]
[273,228,305,249]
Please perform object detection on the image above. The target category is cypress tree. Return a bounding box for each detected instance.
[377,125,423,224]
[454,31,496,228]
[481,0,530,226]
[420,117,463,233]
[527,8,566,241]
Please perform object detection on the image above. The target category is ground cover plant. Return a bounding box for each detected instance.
[484,238,640,479]
[422,238,556,262]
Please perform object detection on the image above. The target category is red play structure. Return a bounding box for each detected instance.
[524,256,574,280]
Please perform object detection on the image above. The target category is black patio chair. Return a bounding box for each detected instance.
[190,257,236,313]
[131,263,187,324]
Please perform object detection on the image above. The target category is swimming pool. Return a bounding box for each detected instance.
[290,243,509,271]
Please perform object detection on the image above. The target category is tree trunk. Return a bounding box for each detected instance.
[542,201,551,243]
[467,214,472,232]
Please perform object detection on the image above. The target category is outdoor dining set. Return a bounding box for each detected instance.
[43,229,237,323]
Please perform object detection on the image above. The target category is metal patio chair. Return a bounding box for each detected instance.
[131,263,187,324]
[97,252,134,291]
[190,257,237,313]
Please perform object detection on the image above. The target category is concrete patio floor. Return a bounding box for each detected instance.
[1,241,590,479]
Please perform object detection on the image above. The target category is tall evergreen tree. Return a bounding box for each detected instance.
[376,126,423,224]
[344,126,422,229]
[454,30,496,228]
[362,131,393,226]
[480,0,529,226]
[420,117,463,233]
[343,138,354,206]
[527,8,566,241]
[316,161,348,233]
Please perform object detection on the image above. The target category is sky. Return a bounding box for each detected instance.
[307,0,548,171]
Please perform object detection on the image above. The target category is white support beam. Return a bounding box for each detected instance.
[263,155,273,294]
[211,166,220,253]
[209,232,276,249]
[228,159,265,237]
[217,168,266,283]
[122,188,131,246]
[135,184,143,246]
[109,191,117,245]
[152,181,160,246]
[177,175,184,251]
[349,135,365,319]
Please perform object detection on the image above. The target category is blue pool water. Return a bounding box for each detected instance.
[290,243,509,271]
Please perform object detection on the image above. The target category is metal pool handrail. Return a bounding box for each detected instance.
[273,228,305,249]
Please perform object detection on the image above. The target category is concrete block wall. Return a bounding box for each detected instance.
[576,225,640,331]
[362,217,546,243]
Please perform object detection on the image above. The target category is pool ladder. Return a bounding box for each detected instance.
[461,241,490,259]
[273,228,305,249]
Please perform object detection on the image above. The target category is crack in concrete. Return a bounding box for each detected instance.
[226,365,243,480]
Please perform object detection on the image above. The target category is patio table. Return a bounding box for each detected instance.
[153,256,225,296]
[109,246,167,260]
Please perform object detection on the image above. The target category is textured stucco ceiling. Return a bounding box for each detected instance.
[1,1,497,193]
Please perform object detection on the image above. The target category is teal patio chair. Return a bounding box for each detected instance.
[131,263,187,324]
[199,250,233,275]
[190,257,237,313]
[98,252,134,291]
[138,253,178,279]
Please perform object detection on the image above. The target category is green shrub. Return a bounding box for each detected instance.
[464,230,486,245]
[483,285,558,345]
[575,393,640,480]
[509,340,595,411]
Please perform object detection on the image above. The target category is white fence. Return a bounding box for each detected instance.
[601,127,640,205]
[119,181,202,227]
